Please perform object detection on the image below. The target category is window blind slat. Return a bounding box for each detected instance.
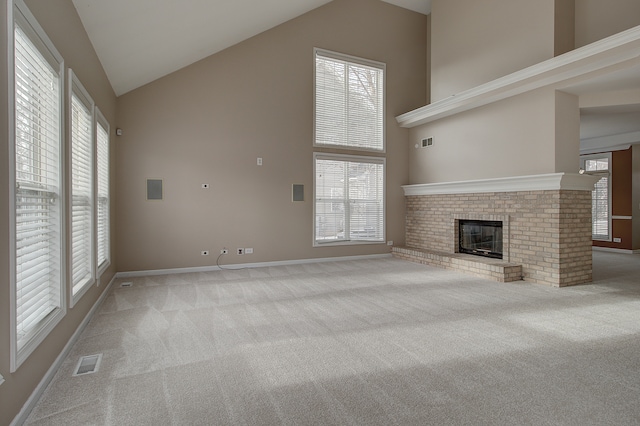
[315,156,384,244]
[582,156,610,240]
[13,22,63,353]
[96,118,110,268]
[313,50,385,245]
[315,51,384,151]
[70,92,93,296]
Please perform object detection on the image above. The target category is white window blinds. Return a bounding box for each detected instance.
[70,81,94,298]
[583,156,611,240]
[315,154,384,244]
[315,49,385,151]
[96,111,110,270]
[13,10,64,361]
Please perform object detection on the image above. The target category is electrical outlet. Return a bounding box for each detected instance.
[201,250,209,256]
[245,248,253,254]
[613,238,622,243]
[257,157,263,166]
[220,248,228,255]
[237,248,244,255]
[387,241,393,246]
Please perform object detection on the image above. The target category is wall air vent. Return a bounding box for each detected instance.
[73,354,103,376]
[421,137,433,147]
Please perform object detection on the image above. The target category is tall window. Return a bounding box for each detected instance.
[315,154,385,244]
[70,72,94,302]
[11,0,65,371]
[315,49,384,152]
[96,109,110,272]
[313,49,385,246]
[581,153,611,241]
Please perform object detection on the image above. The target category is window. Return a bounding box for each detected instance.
[70,71,94,302]
[581,153,611,241]
[10,0,65,371]
[313,49,386,246]
[314,154,385,245]
[96,109,110,272]
[314,49,385,152]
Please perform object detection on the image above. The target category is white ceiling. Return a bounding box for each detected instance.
[72,0,431,96]
[562,62,640,142]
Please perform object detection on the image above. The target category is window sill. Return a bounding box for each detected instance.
[13,307,66,372]
[314,240,386,248]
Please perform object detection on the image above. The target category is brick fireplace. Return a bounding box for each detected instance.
[393,173,598,287]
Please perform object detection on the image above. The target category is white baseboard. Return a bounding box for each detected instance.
[593,246,639,254]
[11,274,117,426]
[116,253,393,279]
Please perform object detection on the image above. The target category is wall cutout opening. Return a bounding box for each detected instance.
[146,179,163,200]
[292,184,304,202]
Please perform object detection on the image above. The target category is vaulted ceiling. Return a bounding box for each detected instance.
[72,0,431,96]
[71,0,639,147]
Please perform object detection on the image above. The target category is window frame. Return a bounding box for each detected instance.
[580,152,612,242]
[313,48,386,153]
[313,153,386,247]
[9,0,67,372]
[95,107,111,277]
[69,70,95,306]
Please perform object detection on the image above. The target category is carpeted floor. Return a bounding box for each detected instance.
[26,251,640,425]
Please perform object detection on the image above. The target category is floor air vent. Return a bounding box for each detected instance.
[120,282,133,288]
[73,354,103,377]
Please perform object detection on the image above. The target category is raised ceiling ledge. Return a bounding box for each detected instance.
[396,25,640,128]
[402,173,600,196]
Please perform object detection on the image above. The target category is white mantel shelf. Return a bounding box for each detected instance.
[396,25,640,128]
[402,173,600,196]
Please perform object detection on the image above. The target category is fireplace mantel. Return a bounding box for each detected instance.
[402,173,599,196]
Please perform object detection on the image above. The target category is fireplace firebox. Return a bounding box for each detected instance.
[459,220,503,259]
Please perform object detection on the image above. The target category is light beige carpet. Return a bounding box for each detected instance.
[26,252,640,425]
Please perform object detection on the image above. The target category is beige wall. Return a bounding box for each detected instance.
[575,0,640,48]
[633,146,640,250]
[408,89,573,184]
[554,0,575,56]
[115,0,428,272]
[430,0,557,102]
[555,90,580,173]
[0,0,117,424]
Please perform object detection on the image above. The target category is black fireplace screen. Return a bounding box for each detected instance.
[459,220,503,259]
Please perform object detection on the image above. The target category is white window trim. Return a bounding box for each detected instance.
[580,152,612,242]
[313,152,386,247]
[69,70,95,306]
[9,0,67,372]
[95,107,111,278]
[313,48,386,154]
